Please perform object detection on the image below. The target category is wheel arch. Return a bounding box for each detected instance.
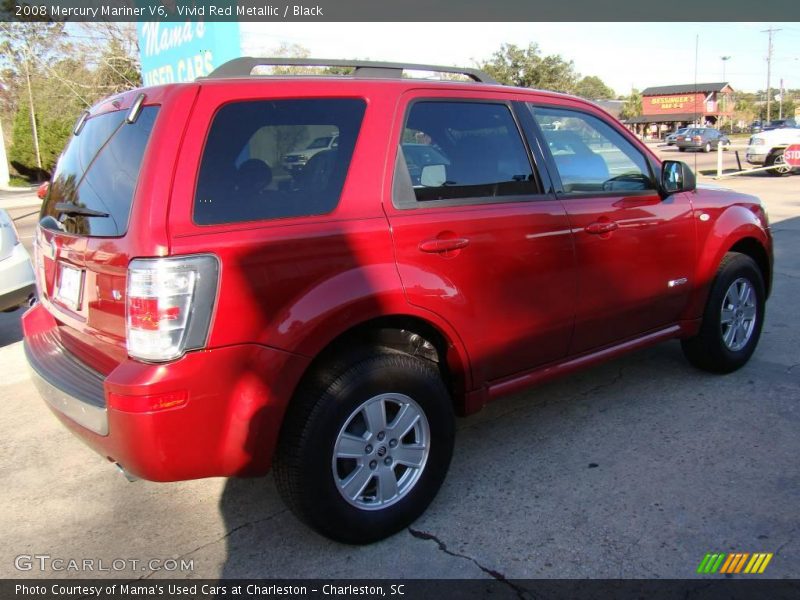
[684,208,772,320]
[289,313,473,417]
[729,236,772,298]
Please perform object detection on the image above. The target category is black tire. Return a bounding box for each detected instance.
[704,142,712,153]
[766,150,791,177]
[678,147,686,152]
[681,253,765,374]
[274,349,454,544]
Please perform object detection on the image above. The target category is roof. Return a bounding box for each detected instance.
[641,83,733,96]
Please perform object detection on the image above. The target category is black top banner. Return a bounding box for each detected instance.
[3,0,800,21]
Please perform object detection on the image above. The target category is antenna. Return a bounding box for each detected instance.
[761,27,781,122]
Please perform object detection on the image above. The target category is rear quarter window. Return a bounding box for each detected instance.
[194,98,366,225]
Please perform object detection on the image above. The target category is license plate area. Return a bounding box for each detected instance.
[55,262,84,311]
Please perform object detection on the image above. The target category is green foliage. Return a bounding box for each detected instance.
[2,23,142,179]
[480,43,580,93]
[575,76,616,100]
[619,89,643,121]
[8,92,72,178]
[8,174,30,187]
[480,43,616,99]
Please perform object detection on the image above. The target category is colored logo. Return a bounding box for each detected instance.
[697,552,773,574]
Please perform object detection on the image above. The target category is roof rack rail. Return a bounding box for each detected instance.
[205,57,498,84]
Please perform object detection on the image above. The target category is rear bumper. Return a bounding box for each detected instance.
[23,304,310,481]
[25,329,108,435]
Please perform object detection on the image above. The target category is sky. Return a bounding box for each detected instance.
[239,22,800,96]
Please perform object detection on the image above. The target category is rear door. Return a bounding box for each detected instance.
[524,103,695,354]
[385,91,577,384]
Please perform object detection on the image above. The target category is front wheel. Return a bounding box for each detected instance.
[766,150,792,177]
[681,253,765,373]
[274,350,455,544]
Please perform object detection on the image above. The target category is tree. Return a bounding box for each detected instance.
[480,43,579,93]
[574,75,616,100]
[619,89,643,121]
[1,22,142,180]
[1,22,67,172]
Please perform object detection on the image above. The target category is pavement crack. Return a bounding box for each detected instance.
[786,363,800,374]
[579,366,625,397]
[138,509,288,580]
[775,527,797,557]
[408,527,530,599]
[775,270,800,280]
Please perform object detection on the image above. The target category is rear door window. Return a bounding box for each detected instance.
[393,101,538,207]
[194,98,366,225]
[41,106,159,236]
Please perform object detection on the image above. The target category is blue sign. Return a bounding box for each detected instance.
[137,22,241,86]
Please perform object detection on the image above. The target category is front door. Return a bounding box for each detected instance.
[526,103,696,354]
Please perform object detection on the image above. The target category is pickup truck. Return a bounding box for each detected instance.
[746,127,800,176]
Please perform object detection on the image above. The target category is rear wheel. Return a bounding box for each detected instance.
[679,147,686,153]
[766,150,792,177]
[274,349,454,544]
[681,253,765,373]
[704,142,712,153]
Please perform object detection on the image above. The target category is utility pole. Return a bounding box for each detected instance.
[762,27,781,123]
[721,56,731,130]
[23,52,42,173]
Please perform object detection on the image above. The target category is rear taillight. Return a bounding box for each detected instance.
[126,255,219,362]
[693,136,702,142]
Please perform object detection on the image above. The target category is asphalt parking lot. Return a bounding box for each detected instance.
[1,149,798,583]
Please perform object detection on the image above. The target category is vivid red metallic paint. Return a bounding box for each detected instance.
[22,78,773,481]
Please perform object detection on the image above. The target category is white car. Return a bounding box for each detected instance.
[746,127,800,176]
[0,208,36,312]
[281,134,339,172]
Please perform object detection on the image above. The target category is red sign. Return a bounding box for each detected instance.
[784,145,800,168]
[642,93,704,116]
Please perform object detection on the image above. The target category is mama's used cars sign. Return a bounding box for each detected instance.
[138,22,240,85]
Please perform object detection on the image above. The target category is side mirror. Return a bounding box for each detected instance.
[661,160,696,194]
[420,164,447,187]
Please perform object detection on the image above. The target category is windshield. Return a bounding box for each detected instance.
[40,106,159,236]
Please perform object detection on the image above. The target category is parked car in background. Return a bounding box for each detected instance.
[750,120,763,134]
[281,134,339,173]
[665,127,688,146]
[23,57,773,544]
[0,209,36,312]
[762,118,797,131]
[746,127,800,176]
[676,127,730,152]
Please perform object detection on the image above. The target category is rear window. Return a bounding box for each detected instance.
[194,98,366,225]
[41,106,159,237]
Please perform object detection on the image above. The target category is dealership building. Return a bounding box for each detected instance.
[626,83,735,138]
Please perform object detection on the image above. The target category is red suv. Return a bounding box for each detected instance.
[23,58,773,544]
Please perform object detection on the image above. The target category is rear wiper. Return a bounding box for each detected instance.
[54,203,109,218]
